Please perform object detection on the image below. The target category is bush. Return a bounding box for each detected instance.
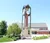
[0,35,3,38]
[33,36,48,40]
[9,34,21,41]
[7,34,21,41]
[12,36,19,41]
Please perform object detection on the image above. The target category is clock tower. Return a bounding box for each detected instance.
[22,5,31,38]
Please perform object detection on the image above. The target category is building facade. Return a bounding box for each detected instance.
[18,23,50,37]
[30,23,49,34]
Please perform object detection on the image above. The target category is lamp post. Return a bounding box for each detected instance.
[22,5,31,38]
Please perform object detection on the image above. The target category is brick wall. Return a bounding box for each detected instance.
[37,31,49,34]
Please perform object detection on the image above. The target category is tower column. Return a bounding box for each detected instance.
[22,5,31,38]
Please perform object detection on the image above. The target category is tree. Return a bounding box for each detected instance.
[7,26,12,35]
[0,21,7,35]
[7,23,21,36]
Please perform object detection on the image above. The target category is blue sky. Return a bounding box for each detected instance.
[0,0,50,30]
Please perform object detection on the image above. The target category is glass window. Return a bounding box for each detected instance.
[32,31,37,34]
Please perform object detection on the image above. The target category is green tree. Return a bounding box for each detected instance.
[7,26,12,35]
[7,23,21,36]
[0,21,7,35]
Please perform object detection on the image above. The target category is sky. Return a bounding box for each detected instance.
[0,0,50,30]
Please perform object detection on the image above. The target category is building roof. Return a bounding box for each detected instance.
[31,23,47,28]
[18,23,47,28]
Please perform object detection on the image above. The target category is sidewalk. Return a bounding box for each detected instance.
[4,38,50,43]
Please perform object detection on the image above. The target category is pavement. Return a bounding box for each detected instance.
[4,38,50,43]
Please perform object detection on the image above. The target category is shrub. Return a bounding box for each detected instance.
[33,36,48,40]
[0,35,3,38]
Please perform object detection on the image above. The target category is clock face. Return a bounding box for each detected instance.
[26,8,30,15]
[23,8,30,15]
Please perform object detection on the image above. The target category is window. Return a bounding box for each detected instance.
[32,31,37,34]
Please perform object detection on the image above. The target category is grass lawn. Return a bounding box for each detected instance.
[0,36,13,42]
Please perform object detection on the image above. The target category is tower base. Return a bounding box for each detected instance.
[21,29,31,39]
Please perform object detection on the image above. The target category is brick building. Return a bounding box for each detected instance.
[18,23,50,35]
[31,23,50,34]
